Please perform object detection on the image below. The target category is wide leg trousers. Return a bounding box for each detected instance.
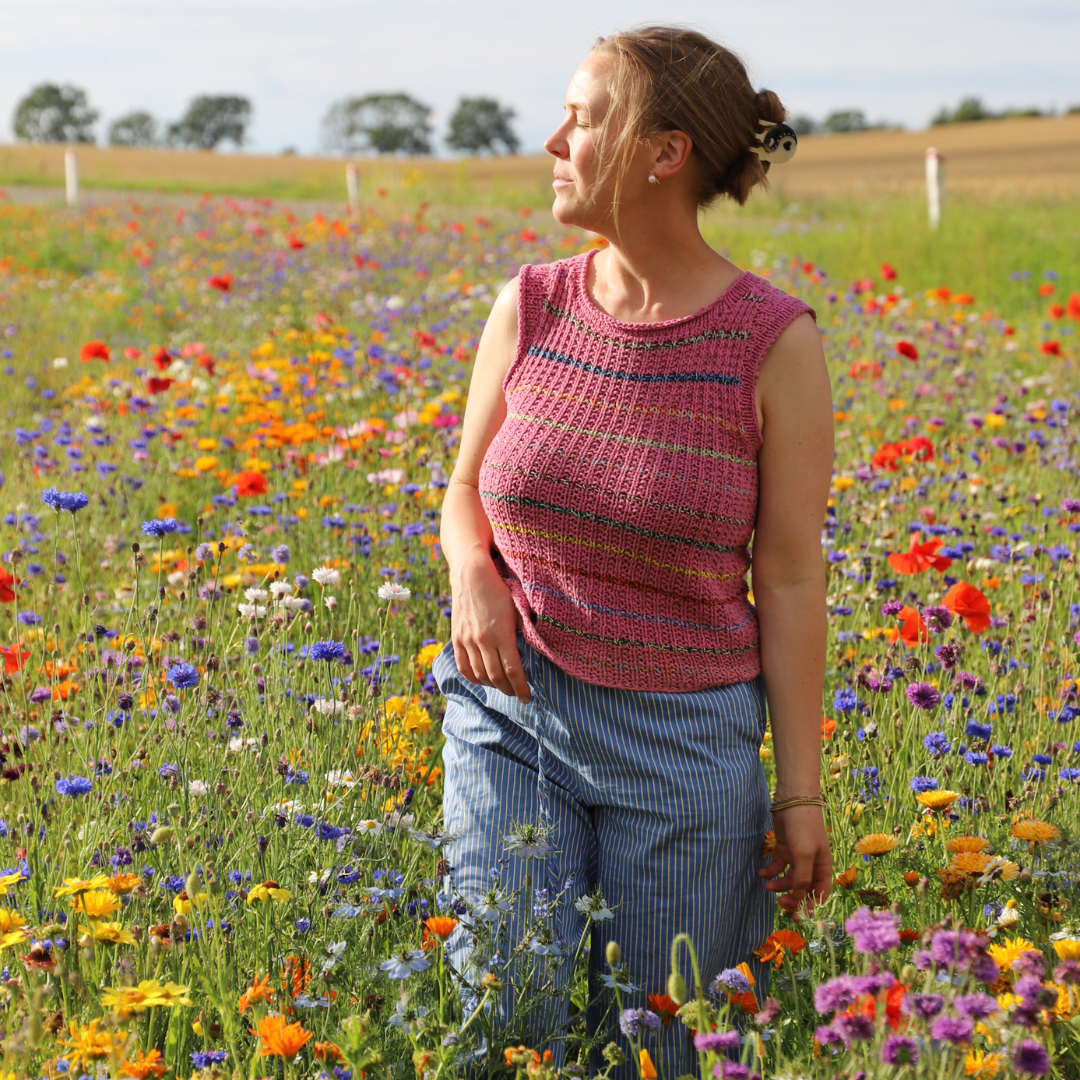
[433,631,775,1078]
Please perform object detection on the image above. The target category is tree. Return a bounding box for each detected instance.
[322,93,433,155]
[821,109,868,134]
[445,97,519,155]
[108,110,158,147]
[13,83,98,143]
[788,115,817,136]
[932,96,998,125]
[167,95,252,150]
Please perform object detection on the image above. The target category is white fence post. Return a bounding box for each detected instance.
[64,148,78,207]
[925,147,945,229]
[346,162,359,214]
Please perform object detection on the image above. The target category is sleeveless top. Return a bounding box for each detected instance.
[478,248,815,693]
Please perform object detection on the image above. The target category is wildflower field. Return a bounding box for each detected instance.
[0,187,1078,1080]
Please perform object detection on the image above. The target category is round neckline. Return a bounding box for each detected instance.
[576,246,751,331]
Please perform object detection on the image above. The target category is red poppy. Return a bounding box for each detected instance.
[821,715,836,741]
[80,341,110,363]
[1068,293,1080,321]
[941,581,991,633]
[0,644,29,674]
[232,471,268,498]
[208,273,232,291]
[0,572,20,603]
[196,354,216,376]
[151,348,172,372]
[896,341,918,361]
[520,229,538,242]
[123,346,142,360]
[903,435,935,462]
[849,360,884,380]
[412,330,436,348]
[145,378,174,395]
[896,606,930,647]
[847,981,907,1031]
[288,237,305,250]
[888,535,952,575]
[1050,304,1066,319]
[880,263,897,280]
[1041,341,1062,356]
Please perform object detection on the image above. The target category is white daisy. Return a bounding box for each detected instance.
[312,567,340,586]
[245,587,269,602]
[377,580,411,601]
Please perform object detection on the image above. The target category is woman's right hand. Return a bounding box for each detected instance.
[450,557,532,704]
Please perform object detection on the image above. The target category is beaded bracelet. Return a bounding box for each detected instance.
[770,795,826,813]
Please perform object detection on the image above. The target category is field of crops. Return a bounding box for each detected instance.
[0,184,1078,1080]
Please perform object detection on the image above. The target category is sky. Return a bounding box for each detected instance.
[0,1,1077,156]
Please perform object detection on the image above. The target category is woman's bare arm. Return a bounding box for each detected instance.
[439,275,533,703]
[752,311,834,914]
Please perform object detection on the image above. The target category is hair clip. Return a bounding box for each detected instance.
[751,120,798,164]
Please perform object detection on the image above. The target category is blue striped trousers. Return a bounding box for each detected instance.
[433,631,774,1077]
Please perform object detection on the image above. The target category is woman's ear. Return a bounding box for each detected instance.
[652,129,694,181]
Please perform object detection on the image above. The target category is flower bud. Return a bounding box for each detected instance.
[667,971,687,1005]
[150,826,174,845]
[605,940,620,967]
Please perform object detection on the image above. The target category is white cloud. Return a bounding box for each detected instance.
[0,1,1076,154]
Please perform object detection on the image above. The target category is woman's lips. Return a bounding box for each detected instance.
[552,177,573,188]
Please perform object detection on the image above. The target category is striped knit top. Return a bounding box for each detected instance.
[478,248,815,692]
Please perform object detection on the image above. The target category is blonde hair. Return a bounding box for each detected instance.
[591,26,786,220]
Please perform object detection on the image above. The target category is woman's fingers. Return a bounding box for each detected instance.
[454,637,531,704]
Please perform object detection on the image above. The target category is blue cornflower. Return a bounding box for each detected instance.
[964,752,989,766]
[309,640,346,663]
[910,776,938,793]
[923,731,952,756]
[271,544,290,564]
[191,1050,227,1068]
[166,663,200,690]
[40,488,89,514]
[965,720,993,740]
[295,917,311,932]
[55,776,92,797]
[1032,753,1053,765]
[990,744,1013,759]
[833,687,861,714]
[141,518,178,538]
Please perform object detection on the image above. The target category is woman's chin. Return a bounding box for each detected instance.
[551,197,593,231]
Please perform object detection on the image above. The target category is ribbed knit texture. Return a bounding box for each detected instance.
[479,248,815,692]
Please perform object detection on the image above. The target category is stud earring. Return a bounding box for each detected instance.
[648,173,660,185]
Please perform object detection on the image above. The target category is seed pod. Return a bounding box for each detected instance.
[667,971,687,1005]
[605,940,621,967]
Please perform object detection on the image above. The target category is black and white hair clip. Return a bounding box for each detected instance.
[751,120,798,164]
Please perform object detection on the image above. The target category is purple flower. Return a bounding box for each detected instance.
[881,1034,919,1066]
[814,974,858,1014]
[902,993,944,1021]
[141,517,178,537]
[166,662,200,690]
[881,600,904,616]
[618,1008,660,1037]
[1054,960,1080,986]
[1062,498,1080,513]
[844,907,901,954]
[852,971,894,996]
[755,997,782,1025]
[920,605,953,632]
[41,488,89,514]
[814,1023,844,1047]
[1011,1039,1051,1076]
[906,682,941,710]
[695,1030,740,1052]
[718,1065,756,1080]
[953,993,999,1020]
[710,967,752,996]
[309,640,346,663]
[930,1015,973,1044]
[1012,951,1046,978]
[833,1012,875,1043]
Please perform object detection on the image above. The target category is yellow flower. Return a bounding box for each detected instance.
[917,789,960,812]
[0,872,24,897]
[945,836,990,854]
[0,908,26,933]
[976,856,1020,883]
[101,979,190,1017]
[416,642,444,668]
[1010,819,1060,843]
[172,890,208,915]
[194,454,219,471]
[59,1018,128,1071]
[74,890,121,919]
[246,880,292,904]
[949,852,994,875]
[82,921,136,946]
[988,936,1038,971]
[55,873,111,898]
[0,929,28,950]
[854,833,900,857]
[1054,939,1080,962]
[107,873,141,895]
[964,1050,1003,1078]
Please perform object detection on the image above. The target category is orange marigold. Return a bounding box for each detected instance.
[834,867,858,888]
[944,836,990,854]
[755,929,807,970]
[916,789,959,812]
[251,1013,313,1057]
[854,833,900,857]
[1010,819,1059,843]
[238,973,273,1013]
[424,916,458,939]
[949,852,994,875]
[121,1049,168,1079]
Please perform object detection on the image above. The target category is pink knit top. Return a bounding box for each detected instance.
[479,249,815,692]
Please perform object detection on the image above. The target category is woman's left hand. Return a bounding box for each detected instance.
[758,805,833,917]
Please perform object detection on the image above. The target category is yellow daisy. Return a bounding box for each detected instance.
[81,922,136,946]
[854,833,900,857]
[54,873,111,898]
[916,789,960,812]
[988,936,1038,971]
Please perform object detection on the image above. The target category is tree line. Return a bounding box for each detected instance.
[11,84,520,155]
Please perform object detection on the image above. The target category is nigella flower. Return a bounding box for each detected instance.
[166,663,200,690]
[309,640,346,663]
[880,1035,919,1066]
[141,518,178,538]
[55,776,92,797]
[40,488,89,514]
[379,949,431,979]
[377,580,412,601]
[502,823,553,860]
[619,1008,660,1037]
[905,682,941,710]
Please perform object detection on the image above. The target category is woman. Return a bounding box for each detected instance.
[434,25,833,1074]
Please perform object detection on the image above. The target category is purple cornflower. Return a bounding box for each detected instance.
[844,906,901,954]
[881,600,905,616]
[717,1065,757,1080]
[814,1024,844,1047]
[271,544,290,564]
[852,971,894,996]
[920,604,953,632]
[953,993,999,1020]
[881,1034,919,1066]
[1011,1039,1051,1076]
[902,993,944,1021]
[710,967,752,996]
[1062,498,1080,514]
[833,1012,875,1043]
[755,997,782,1025]
[930,1015,973,1044]
[1054,960,1080,986]
[618,1008,660,1037]
[935,641,962,669]
[814,974,858,1014]
[166,662,200,690]
[694,1030,740,1052]
[1012,951,1046,978]
[905,682,941,710]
